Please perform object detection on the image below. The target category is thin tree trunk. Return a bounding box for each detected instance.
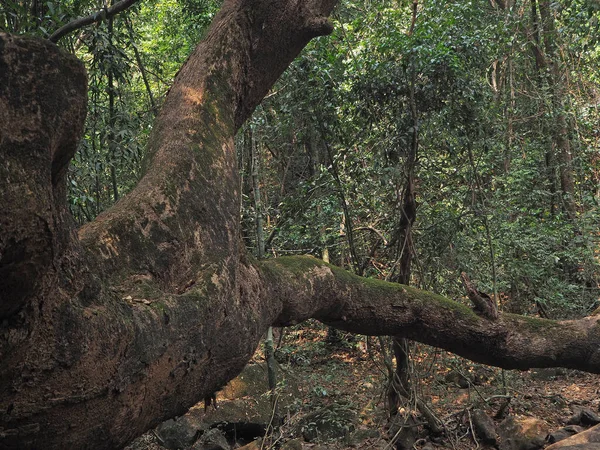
[265,327,277,396]
[107,10,119,203]
[531,0,575,218]
[250,128,277,408]
[387,10,419,423]
[530,0,558,215]
[125,16,157,113]
[323,139,361,274]
[251,129,265,259]
[538,0,575,218]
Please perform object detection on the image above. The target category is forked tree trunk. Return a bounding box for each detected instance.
[0,2,336,447]
[1,2,600,450]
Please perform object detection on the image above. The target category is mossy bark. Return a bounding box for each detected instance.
[259,256,600,372]
[1,1,600,450]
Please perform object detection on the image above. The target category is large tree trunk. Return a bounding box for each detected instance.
[1,2,600,449]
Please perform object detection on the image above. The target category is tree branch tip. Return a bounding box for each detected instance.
[304,17,334,37]
[48,0,140,43]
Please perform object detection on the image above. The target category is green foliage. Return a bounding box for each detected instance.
[2,0,598,317]
[0,0,83,37]
[2,0,219,223]
[241,0,600,318]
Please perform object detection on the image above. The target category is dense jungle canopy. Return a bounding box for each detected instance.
[1,0,600,448]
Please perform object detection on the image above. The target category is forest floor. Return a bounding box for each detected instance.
[130,319,600,449]
[256,320,600,449]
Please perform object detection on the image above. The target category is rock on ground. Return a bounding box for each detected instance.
[546,423,600,449]
[498,415,549,450]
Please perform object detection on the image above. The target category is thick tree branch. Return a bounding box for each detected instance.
[0,33,87,318]
[258,256,600,374]
[49,0,141,43]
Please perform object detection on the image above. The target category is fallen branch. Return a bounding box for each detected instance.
[259,256,600,374]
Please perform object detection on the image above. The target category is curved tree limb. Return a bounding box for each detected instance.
[355,226,389,246]
[258,256,600,373]
[49,0,141,43]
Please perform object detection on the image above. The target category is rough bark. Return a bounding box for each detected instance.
[1,1,600,449]
[261,256,600,374]
[461,272,499,321]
